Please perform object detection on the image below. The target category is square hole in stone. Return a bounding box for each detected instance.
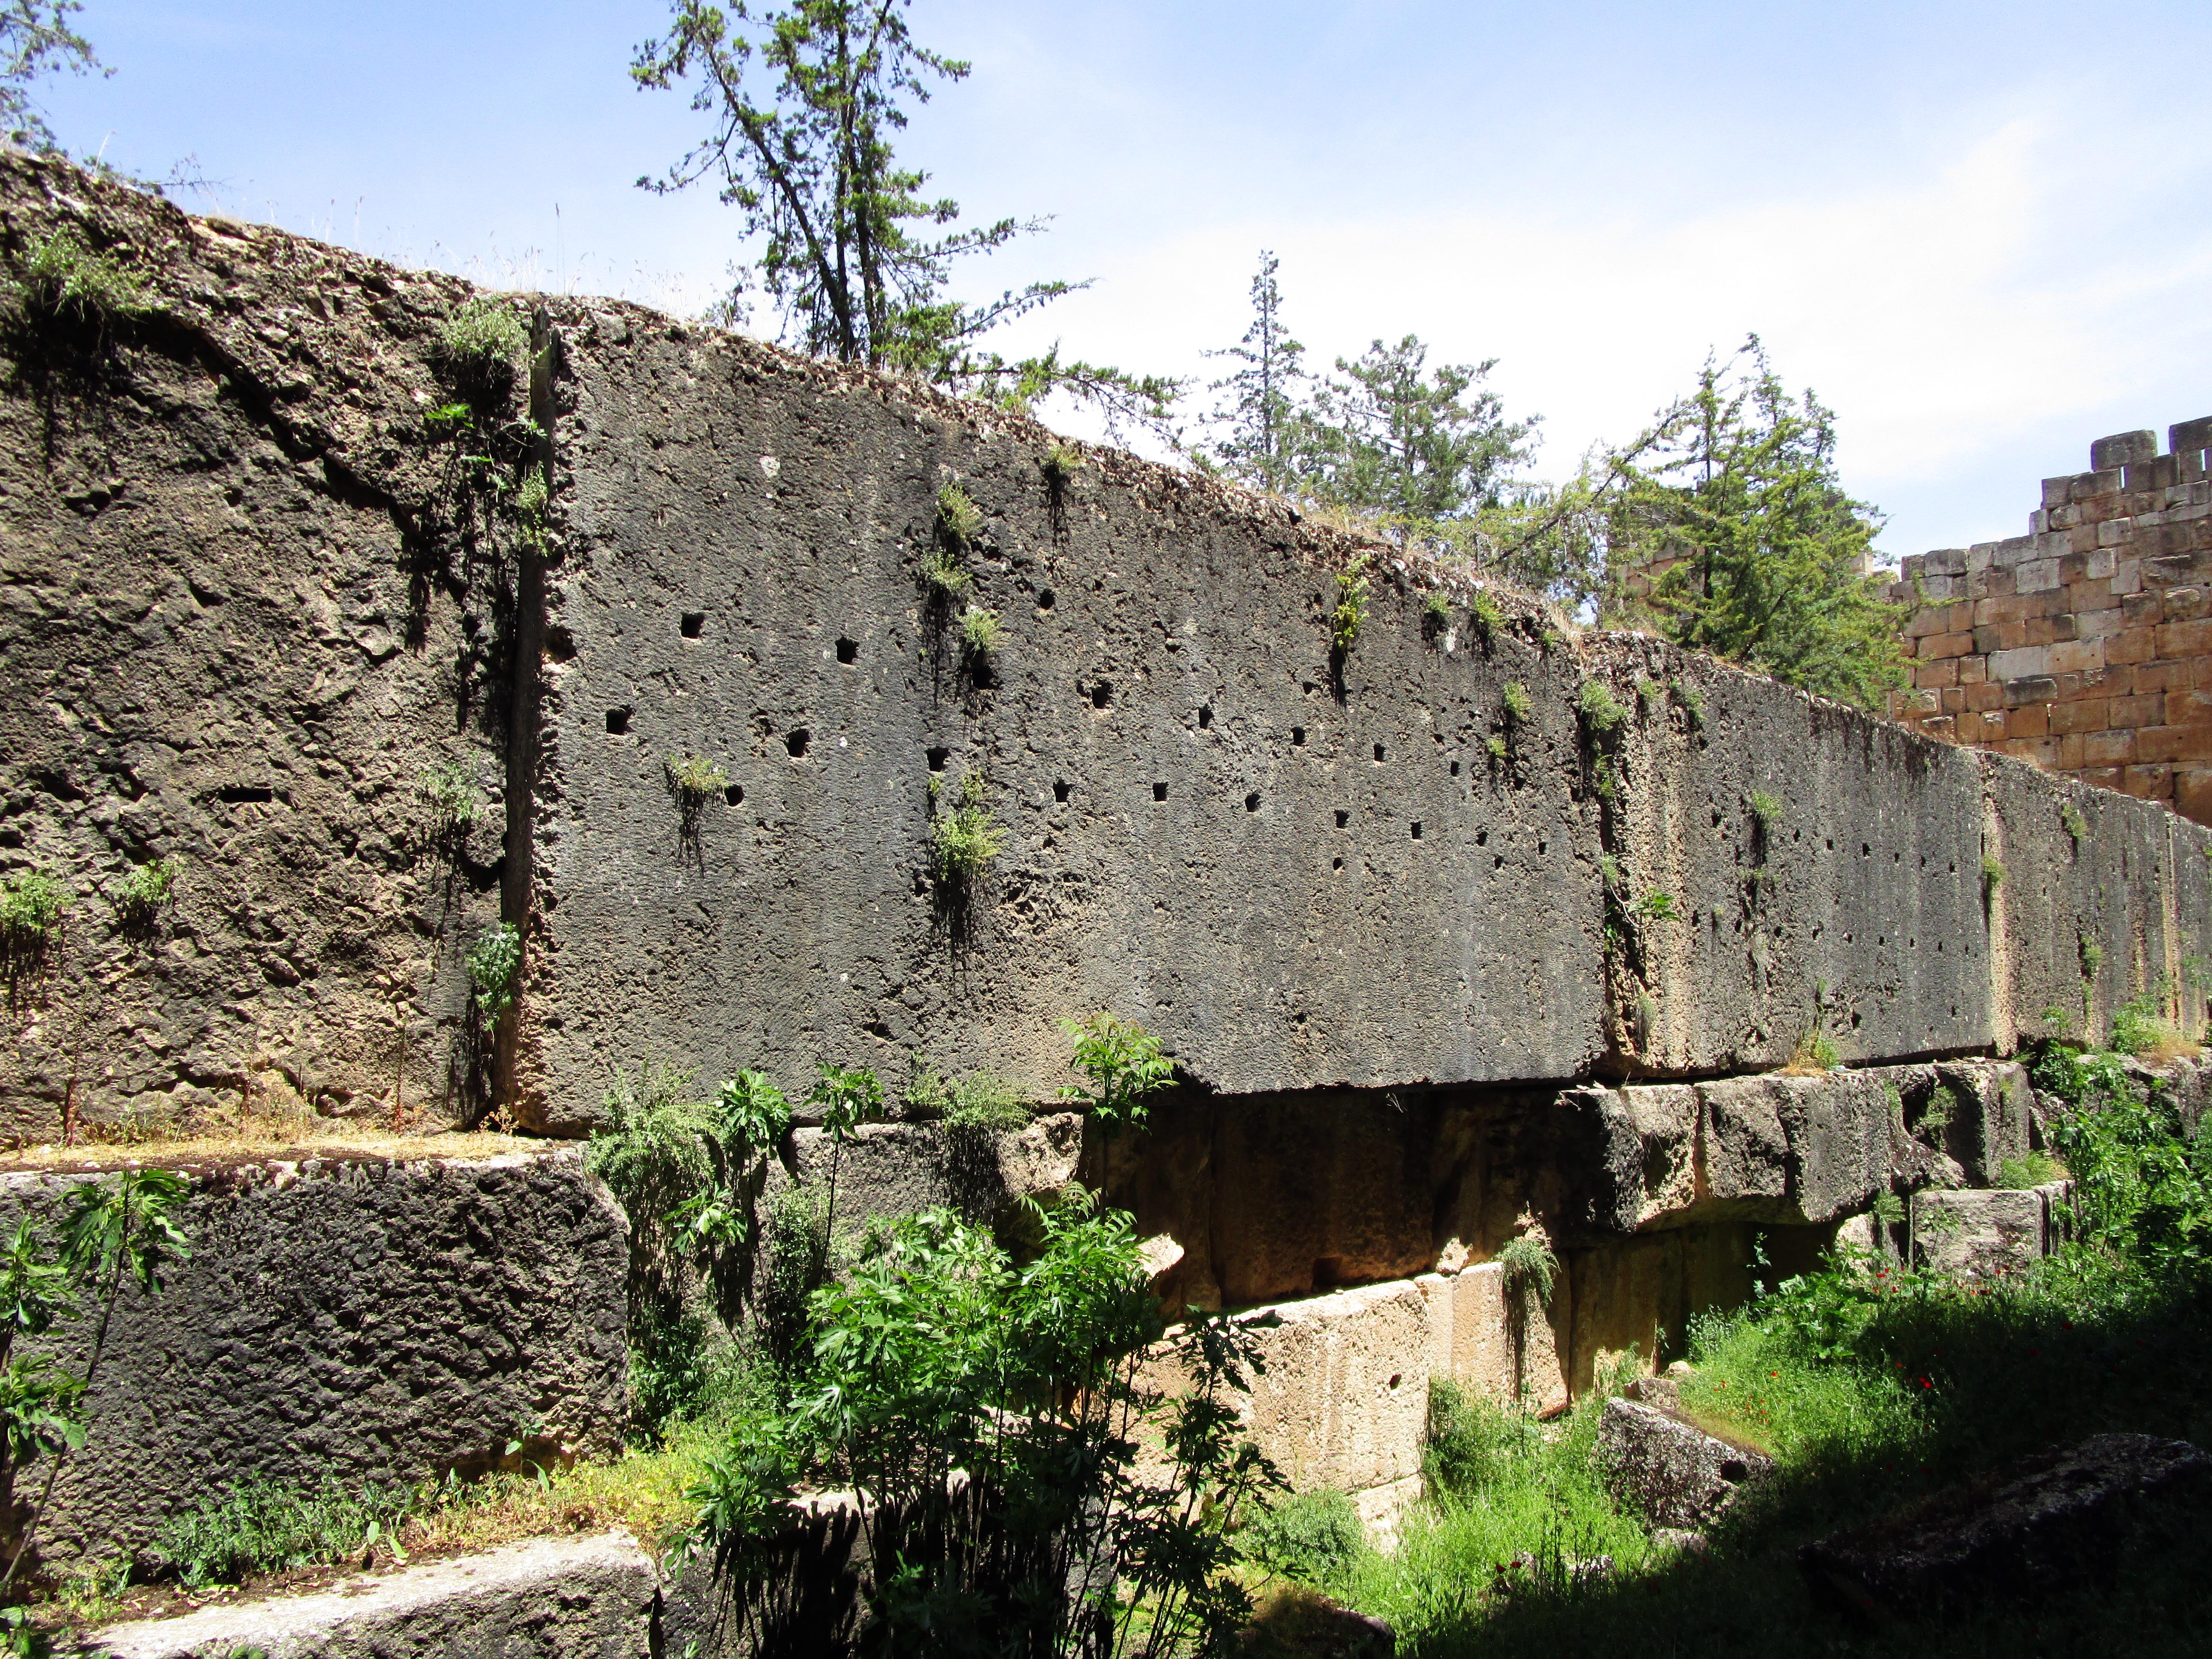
[1199,705,1214,729]
[1335,809,1349,828]
[1373,743,1386,762]
[1292,726,1307,746]
[836,637,859,664]
[1054,781,1072,802]
[1092,682,1114,709]
[681,612,706,639]
[1245,791,1261,812]
[723,784,744,807]
[1153,782,1168,802]
[1410,821,1423,839]
[927,747,951,772]
[787,729,811,757]
[1450,760,1461,777]
[605,708,631,735]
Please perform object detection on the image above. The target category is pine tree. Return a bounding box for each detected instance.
[632,1,1174,435]
[1204,251,1308,491]
[1620,338,1905,708]
[0,1,102,155]
[1294,336,1539,522]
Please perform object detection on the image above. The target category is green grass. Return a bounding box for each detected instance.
[1339,1247,2212,1659]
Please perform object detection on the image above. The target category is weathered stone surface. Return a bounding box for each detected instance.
[1595,1396,1773,1530]
[6,155,2211,1143]
[778,1111,1082,1242]
[81,1530,656,1659]
[1241,1588,1396,1659]
[0,1150,627,1567]
[1799,1434,2212,1621]
[1418,1261,1569,1416]
[1932,1061,2034,1186]
[1911,1187,2046,1277]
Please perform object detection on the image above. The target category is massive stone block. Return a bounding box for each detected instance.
[5,155,2211,1146]
[0,1149,627,1566]
[87,1531,656,1659]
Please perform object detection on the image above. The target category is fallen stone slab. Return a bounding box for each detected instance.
[1799,1434,2212,1622]
[1595,1396,1773,1530]
[79,1531,656,1658]
[1240,1587,1395,1659]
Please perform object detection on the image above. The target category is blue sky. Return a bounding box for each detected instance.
[33,0,2212,563]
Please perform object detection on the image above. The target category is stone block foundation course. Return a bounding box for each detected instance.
[0,1148,628,1569]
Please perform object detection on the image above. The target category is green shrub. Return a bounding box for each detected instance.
[1470,589,1504,645]
[918,541,970,600]
[936,483,984,545]
[11,228,143,334]
[111,857,180,930]
[1485,735,1507,761]
[930,769,1003,883]
[1633,889,1679,923]
[1981,853,2005,903]
[1422,1377,1541,1496]
[1996,1151,2065,1190]
[1498,1233,1559,1309]
[1500,681,1533,726]
[1670,677,1705,727]
[438,298,529,401]
[1576,679,1626,740]
[1042,441,1082,483]
[1060,1012,1171,1137]
[466,922,523,1032]
[154,1474,416,1588]
[2110,991,2176,1057]
[959,605,1003,658]
[2060,800,2088,849]
[0,869,69,947]
[909,1063,1028,1132]
[418,760,483,833]
[1422,592,1450,639]
[684,1195,1282,1659]
[1747,788,1784,830]
[1331,553,1373,653]
[1241,1486,1364,1586]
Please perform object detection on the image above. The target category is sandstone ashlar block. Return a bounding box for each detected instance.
[1419,1260,1569,1415]
[2091,431,2157,470]
[1987,644,2050,680]
[2136,726,2212,764]
[2047,638,2105,675]
[1911,1188,2045,1278]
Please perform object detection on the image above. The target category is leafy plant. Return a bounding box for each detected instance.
[1500,681,1533,726]
[417,760,483,834]
[1981,853,2004,905]
[1790,1022,1841,1071]
[1,1170,192,1590]
[1422,591,1450,640]
[1470,589,1504,645]
[907,1062,1027,1132]
[936,483,984,547]
[109,857,179,931]
[1240,1487,1364,1586]
[684,1194,1284,1659]
[0,869,68,948]
[930,768,1003,885]
[1485,735,1507,761]
[2060,800,2088,849]
[959,604,1002,658]
[1331,552,1373,653]
[1576,679,1627,741]
[466,921,523,1033]
[1670,677,1705,727]
[1996,1151,2065,1191]
[154,1474,417,1588]
[918,541,970,600]
[1747,788,1783,830]
[1061,1012,1173,1138]
[1497,1233,1559,1310]
[9,228,143,335]
[1042,440,1082,483]
[1634,889,1680,923]
[2110,991,2179,1059]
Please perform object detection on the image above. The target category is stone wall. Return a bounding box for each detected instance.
[4,155,2208,1141]
[1890,420,2212,826]
[0,1148,627,1567]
